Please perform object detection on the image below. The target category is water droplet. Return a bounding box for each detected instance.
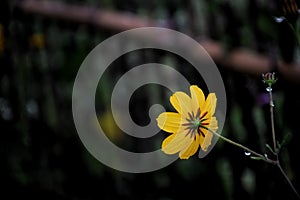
[266,87,272,92]
[244,152,251,156]
[273,16,285,23]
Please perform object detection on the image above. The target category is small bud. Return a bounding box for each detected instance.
[262,72,277,88]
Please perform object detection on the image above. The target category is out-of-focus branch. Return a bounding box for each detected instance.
[198,40,273,75]
[19,0,158,31]
[278,60,300,83]
[199,40,300,80]
[18,0,300,83]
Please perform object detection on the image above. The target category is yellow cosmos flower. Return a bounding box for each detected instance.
[156,85,218,159]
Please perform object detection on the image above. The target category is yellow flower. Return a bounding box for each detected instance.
[98,110,123,143]
[30,33,45,49]
[156,85,218,159]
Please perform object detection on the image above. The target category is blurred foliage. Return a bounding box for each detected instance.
[1,0,300,200]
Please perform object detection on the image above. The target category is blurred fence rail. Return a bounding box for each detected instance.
[18,0,300,83]
[18,0,158,31]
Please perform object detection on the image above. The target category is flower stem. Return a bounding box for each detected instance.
[277,161,300,199]
[207,127,299,198]
[205,127,277,165]
[268,90,277,152]
[268,89,300,199]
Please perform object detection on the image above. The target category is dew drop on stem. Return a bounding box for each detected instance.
[266,87,272,92]
[244,152,251,156]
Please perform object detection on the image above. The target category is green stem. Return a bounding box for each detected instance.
[269,90,277,152]
[207,127,299,198]
[277,162,300,199]
[268,89,300,199]
[205,127,277,165]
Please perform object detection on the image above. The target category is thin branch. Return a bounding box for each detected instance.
[205,127,277,165]
[267,86,300,199]
[277,162,300,199]
[268,90,277,152]
[18,0,158,31]
[17,0,300,83]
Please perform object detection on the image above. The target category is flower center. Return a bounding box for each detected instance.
[191,118,201,129]
[182,108,209,139]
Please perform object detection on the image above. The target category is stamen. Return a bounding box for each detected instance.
[200,111,208,119]
[185,128,192,136]
[200,118,207,122]
[195,108,200,119]
[185,127,197,138]
[197,127,205,137]
[182,122,193,126]
[188,112,193,121]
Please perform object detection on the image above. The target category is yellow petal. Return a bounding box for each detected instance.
[208,117,218,132]
[203,93,217,117]
[190,85,205,113]
[179,134,200,159]
[199,129,213,151]
[162,131,194,155]
[156,112,182,133]
[161,133,175,148]
[170,91,192,117]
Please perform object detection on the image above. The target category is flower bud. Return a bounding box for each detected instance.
[262,72,277,88]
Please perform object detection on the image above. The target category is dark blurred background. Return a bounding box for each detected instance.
[1,0,300,199]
